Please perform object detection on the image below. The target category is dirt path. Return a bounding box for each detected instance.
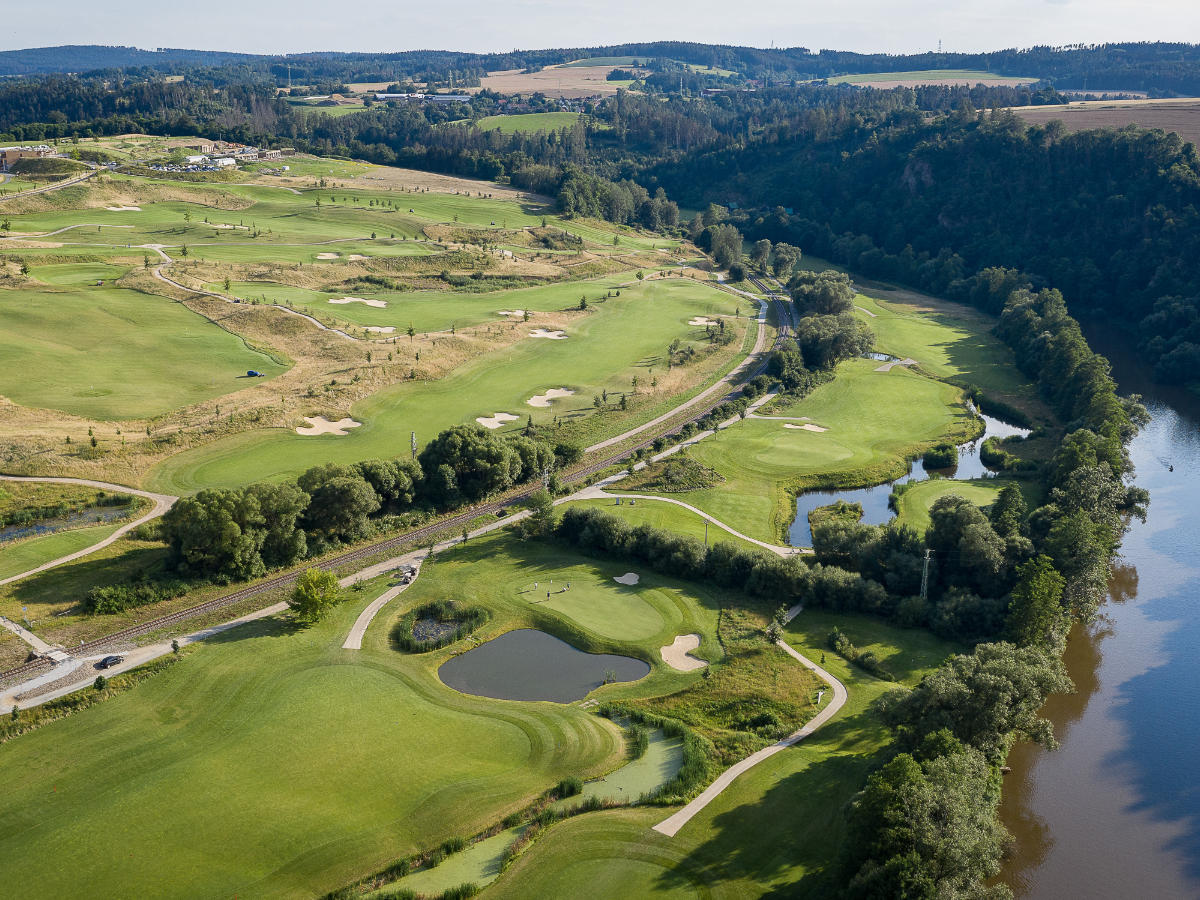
[0,476,177,590]
[652,604,848,837]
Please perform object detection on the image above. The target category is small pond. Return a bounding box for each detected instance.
[438,629,650,703]
[788,410,1031,547]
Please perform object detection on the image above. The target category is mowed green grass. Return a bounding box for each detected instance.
[476,112,582,134]
[146,278,740,492]
[565,497,768,555]
[893,477,1040,534]
[675,360,971,541]
[0,528,723,898]
[0,524,123,581]
[489,611,957,898]
[216,271,634,333]
[0,286,286,419]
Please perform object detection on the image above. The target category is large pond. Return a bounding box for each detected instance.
[788,410,1030,547]
[438,629,650,703]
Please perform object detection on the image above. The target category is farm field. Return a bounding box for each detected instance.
[476,65,635,98]
[476,111,582,133]
[829,68,1036,87]
[0,528,730,898]
[145,276,744,493]
[1010,97,1200,145]
[0,285,285,419]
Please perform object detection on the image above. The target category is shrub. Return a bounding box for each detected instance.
[84,580,187,614]
[440,883,480,900]
[627,723,650,759]
[391,601,490,652]
[555,776,583,798]
[441,835,467,854]
[828,626,895,680]
[922,442,959,469]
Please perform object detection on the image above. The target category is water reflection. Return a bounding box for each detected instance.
[999,350,1200,897]
[788,411,1029,547]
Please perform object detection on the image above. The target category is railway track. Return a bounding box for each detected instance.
[1,317,778,685]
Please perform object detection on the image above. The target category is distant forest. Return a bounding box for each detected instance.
[4,41,1200,93]
[2,41,1198,383]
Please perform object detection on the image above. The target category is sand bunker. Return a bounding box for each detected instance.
[364,326,396,333]
[105,205,141,212]
[315,252,340,260]
[689,316,718,326]
[784,423,829,433]
[529,329,567,340]
[527,388,576,408]
[613,572,641,586]
[329,296,387,308]
[347,254,370,261]
[296,416,362,436]
[875,357,917,372]
[660,634,707,672]
[476,412,519,429]
[496,309,526,317]
[211,223,248,230]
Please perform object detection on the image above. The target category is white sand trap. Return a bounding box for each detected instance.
[105,205,141,212]
[364,326,395,333]
[211,223,247,230]
[315,252,340,260]
[476,412,519,429]
[689,316,718,326]
[784,423,829,433]
[875,357,917,372]
[855,305,878,318]
[347,254,370,261]
[661,634,707,672]
[613,572,641,586]
[529,329,567,340]
[527,388,576,408]
[496,309,526,317]
[296,416,362,436]
[329,296,387,308]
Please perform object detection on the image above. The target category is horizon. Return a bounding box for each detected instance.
[2,0,1198,58]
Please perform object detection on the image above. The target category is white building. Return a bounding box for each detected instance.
[212,157,236,168]
[185,155,208,165]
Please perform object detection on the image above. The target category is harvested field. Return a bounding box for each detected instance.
[830,69,1035,88]
[474,65,633,99]
[1011,98,1200,145]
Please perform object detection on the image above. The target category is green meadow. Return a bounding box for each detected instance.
[476,112,583,133]
[0,524,124,581]
[0,285,286,419]
[146,277,740,492]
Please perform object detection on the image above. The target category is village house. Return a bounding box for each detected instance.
[0,145,55,171]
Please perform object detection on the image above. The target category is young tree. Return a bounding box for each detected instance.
[751,239,772,272]
[287,568,342,625]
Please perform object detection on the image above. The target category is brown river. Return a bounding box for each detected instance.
[999,330,1200,898]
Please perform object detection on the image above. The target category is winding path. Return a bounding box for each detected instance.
[0,476,177,588]
[653,604,848,837]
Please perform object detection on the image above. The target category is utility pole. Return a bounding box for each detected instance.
[704,521,709,547]
[410,431,417,460]
[541,465,553,491]
[920,549,933,602]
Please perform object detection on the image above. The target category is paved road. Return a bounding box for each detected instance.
[652,604,848,837]
[0,476,177,589]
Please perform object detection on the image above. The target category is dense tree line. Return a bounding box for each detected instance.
[160,426,562,581]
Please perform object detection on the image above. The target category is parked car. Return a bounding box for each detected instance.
[95,655,124,670]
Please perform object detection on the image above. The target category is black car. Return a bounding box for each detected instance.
[95,655,124,670]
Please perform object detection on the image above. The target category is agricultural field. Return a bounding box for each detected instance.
[476,65,636,98]
[476,112,583,134]
[828,68,1037,87]
[1011,97,1200,146]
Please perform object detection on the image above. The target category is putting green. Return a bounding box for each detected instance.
[0,287,286,419]
[146,278,741,492]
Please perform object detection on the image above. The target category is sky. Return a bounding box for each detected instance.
[1,0,1198,56]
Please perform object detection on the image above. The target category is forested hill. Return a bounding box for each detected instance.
[649,109,1200,383]
[4,41,1200,93]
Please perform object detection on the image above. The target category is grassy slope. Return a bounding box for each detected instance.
[0,524,124,581]
[0,528,729,899]
[476,112,582,134]
[146,277,742,493]
[489,611,958,898]
[0,284,286,419]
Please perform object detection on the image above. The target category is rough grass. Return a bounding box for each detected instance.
[476,112,583,134]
